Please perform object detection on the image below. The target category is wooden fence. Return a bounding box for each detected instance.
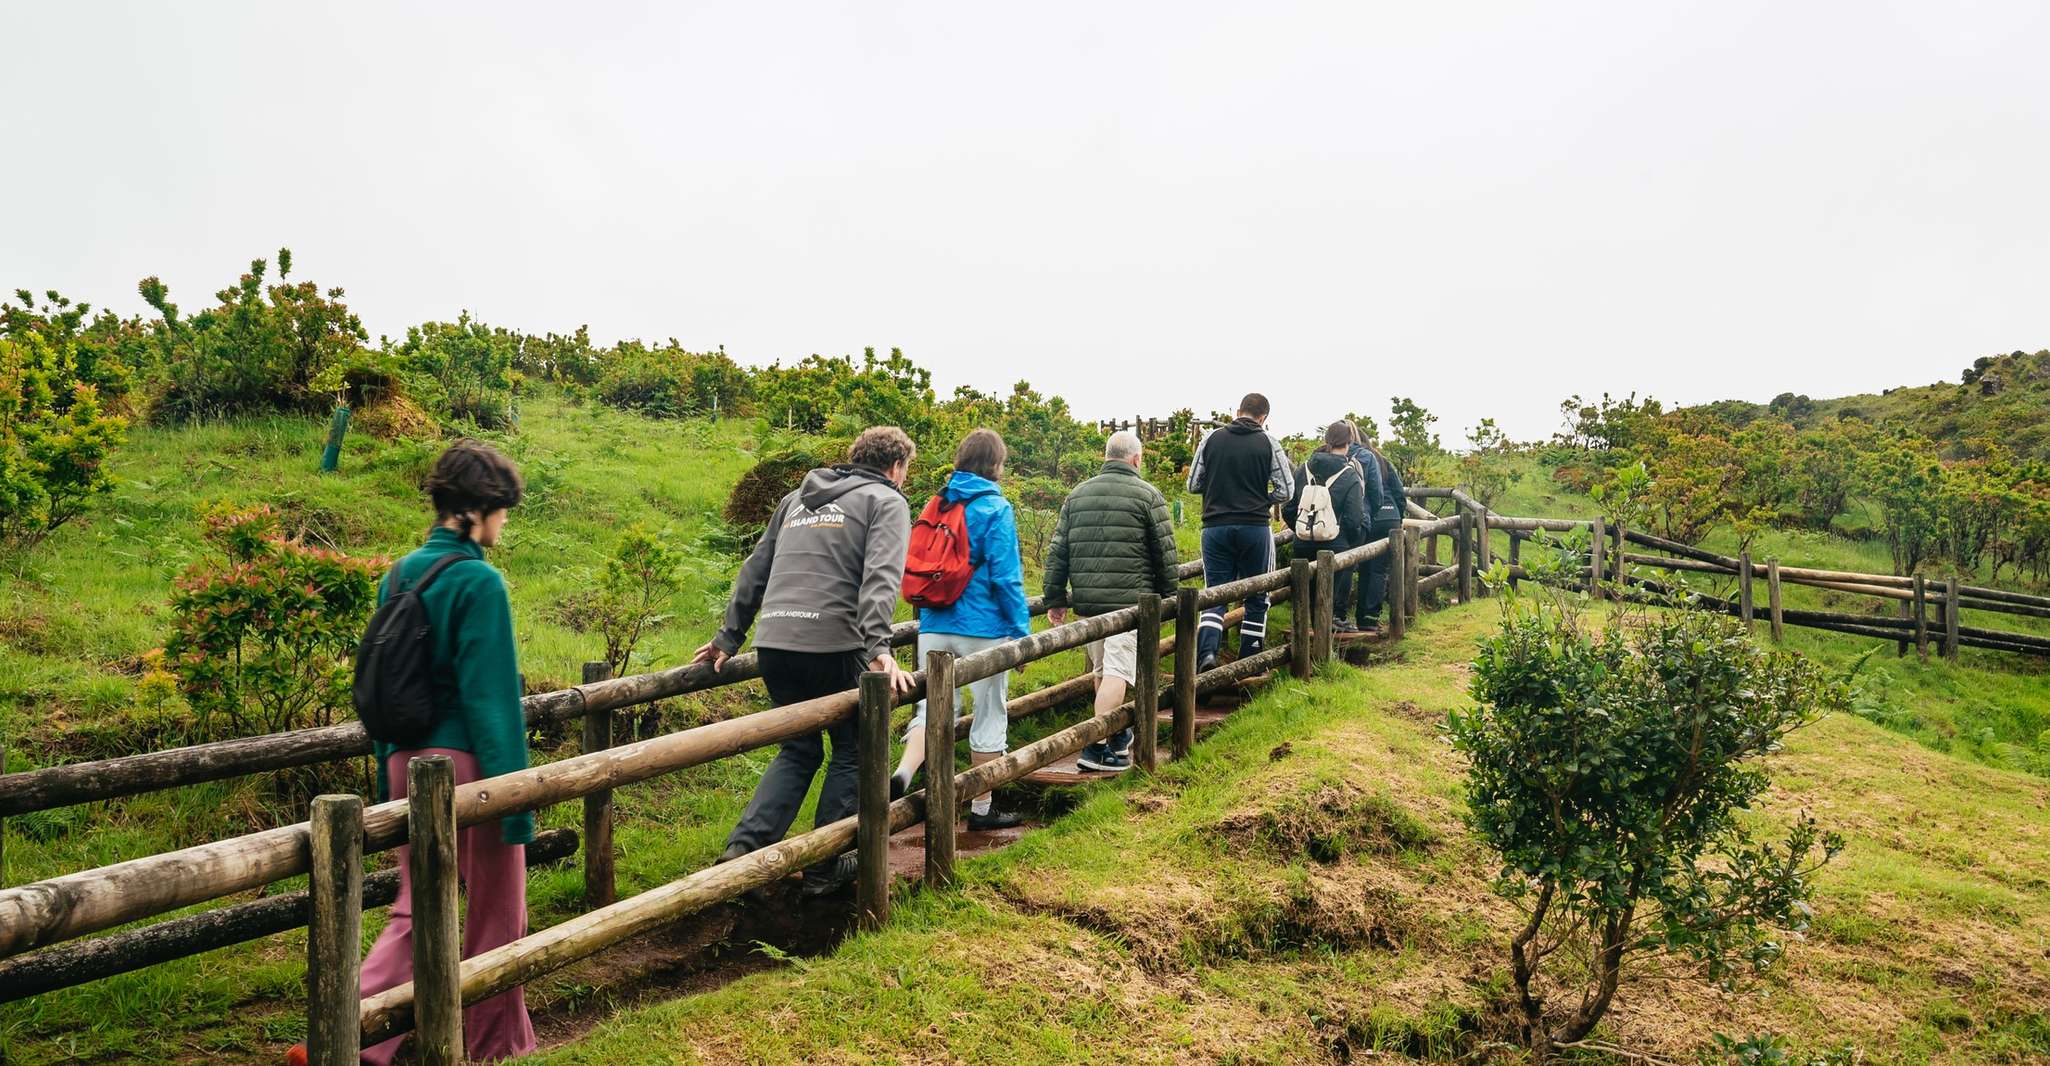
[1409,487,2050,659]
[3,487,2041,1059]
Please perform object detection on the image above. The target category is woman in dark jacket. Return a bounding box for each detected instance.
[1349,431,1407,634]
[1283,420,1371,632]
[351,440,536,1065]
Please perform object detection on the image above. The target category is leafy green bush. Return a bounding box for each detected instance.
[595,341,749,419]
[0,331,129,559]
[385,313,521,429]
[4,289,151,417]
[162,503,383,740]
[143,249,368,422]
[1449,593,1849,1057]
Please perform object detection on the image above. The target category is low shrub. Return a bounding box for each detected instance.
[1451,589,1850,1059]
[144,249,369,422]
[595,341,748,419]
[162,503,384,741]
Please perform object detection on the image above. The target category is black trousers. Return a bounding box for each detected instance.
[726,647,868,870]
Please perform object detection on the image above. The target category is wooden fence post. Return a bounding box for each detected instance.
[1507,530,1522,591]
[1404,526,1421,621]
[1611,523,1628,589]
[1314,551,1337,664]
[1133,594,1162,772]
[1767,560,1784,643]
[1475,508,1492,594]
[307,794,363,1066]
[581,661,615,911]
[1943,578,1961,660]
[408,755,461,1066]
[1912,576,1929,659]
[856,672,891,929]
[1896,582,1912,657]
[1739,551,1755,628]
[1172,589,1198,761]
[922,652,957,888]
[1385,526,1407,642]
[1455,511,1474,605]
[1,738,6,888]
[1589,516,1606,599]
[1425,520,1440,570]
[1290,559,1314,680]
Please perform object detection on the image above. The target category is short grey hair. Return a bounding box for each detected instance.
[1105,430,1142,461]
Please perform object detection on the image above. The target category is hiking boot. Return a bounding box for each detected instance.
[800,852,858,898]
[967,807,1026,831]
[1077,748,1132,773]
[716,842,751,864]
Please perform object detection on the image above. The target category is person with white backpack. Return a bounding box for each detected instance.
[1282,420,1371,633]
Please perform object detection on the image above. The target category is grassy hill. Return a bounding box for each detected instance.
[3,394,2048,1063]
[1690,349,2050,462]
[537,603,2050,1064]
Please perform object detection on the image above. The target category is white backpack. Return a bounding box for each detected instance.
[1293,460,1358,543]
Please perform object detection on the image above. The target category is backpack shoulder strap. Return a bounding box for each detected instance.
[404,552,473,596]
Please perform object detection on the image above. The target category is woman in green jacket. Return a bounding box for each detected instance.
[356,440,535,1065]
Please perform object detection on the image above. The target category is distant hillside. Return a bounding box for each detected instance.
[1692,350,2050,461]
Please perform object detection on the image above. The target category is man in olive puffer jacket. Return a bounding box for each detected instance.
[1044,431,1180,772]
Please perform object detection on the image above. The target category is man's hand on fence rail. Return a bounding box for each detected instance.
[872,654,916,695]
[690,641,730,674]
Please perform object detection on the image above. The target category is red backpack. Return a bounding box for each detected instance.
[903,493,975,608]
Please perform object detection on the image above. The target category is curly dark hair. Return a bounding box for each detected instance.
[426,440,524,536]
[848,426,916,473]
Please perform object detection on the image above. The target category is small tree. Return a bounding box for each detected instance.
[554,525,684,676]
[163,504,383,739]
[0,332,129,561]
[1385,395,1442,485]
[1449,593,1847,1059]
[1457,417,1520,509]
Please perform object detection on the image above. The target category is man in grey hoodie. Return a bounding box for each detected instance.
[692,426,917,894]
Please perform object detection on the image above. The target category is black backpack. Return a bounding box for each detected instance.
[353,554,470,745]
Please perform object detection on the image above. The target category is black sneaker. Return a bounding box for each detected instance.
[800,852,858,898]
[1241,639,1265,659]
[1199,654,1219,673]
[1077,748,1132,773]
[716,842,751,864]
[1334,620,1359,634]
[1076,741,1107,769]
[966,808,1025,831]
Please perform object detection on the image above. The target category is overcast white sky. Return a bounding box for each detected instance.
[6,2,2047,441]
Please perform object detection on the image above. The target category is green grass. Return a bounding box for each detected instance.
[0,393,1217,1062]
[536,602,2050,1065]
[2,397,2047,1062]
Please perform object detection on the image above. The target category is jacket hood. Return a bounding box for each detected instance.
[942,470,1004,502]
[799,464,902,509]
[1304,449,1352,477]
[1226,416,1265,435]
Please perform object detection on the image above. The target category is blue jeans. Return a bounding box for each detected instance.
[1197,524,1275,662]
[1357,520,1401,624]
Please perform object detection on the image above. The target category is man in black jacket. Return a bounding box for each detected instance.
[1045,431,1180,772]
[1186,393,1293,670]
